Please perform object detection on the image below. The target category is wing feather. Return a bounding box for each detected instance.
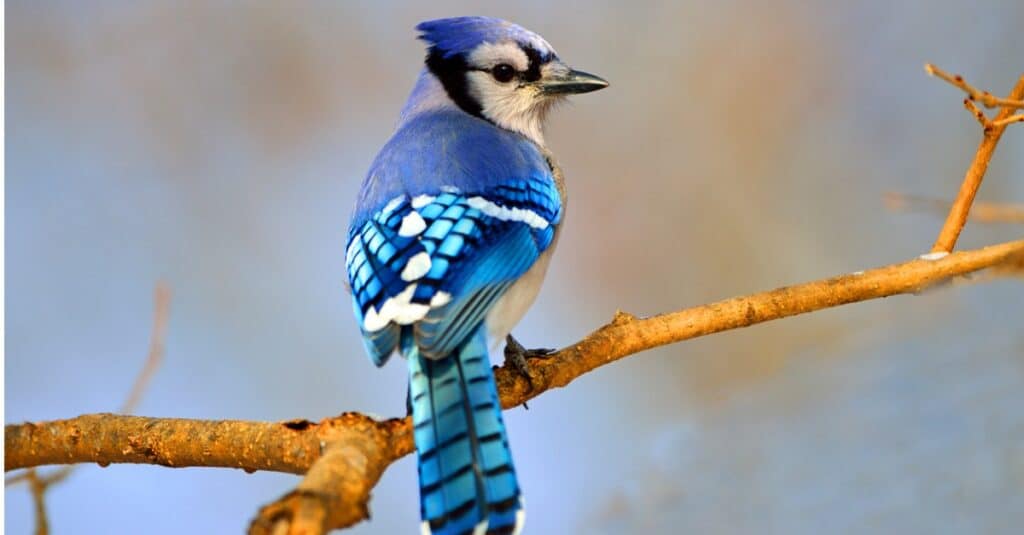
[346,172,560,365]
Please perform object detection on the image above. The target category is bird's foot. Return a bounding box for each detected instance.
[503,335,555,409]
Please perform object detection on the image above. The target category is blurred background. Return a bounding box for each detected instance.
[6,1,1024,533]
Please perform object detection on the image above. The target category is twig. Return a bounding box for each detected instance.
[6,239,1023,534]
[926,67,1024,253]
[992,114,1024,128]
[884,192,1024,224]
[925,64,1024,110]
[27,470,49,535]
[123,282,171,413]
[963,98,991,128]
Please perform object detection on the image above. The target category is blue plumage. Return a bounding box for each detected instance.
[351,110,555,229]
[346,179,559,364]
[409,329,519,535]
[416,17,555,60]
[344,16,606,534]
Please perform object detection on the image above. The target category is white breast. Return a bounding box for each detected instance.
[485,244,557,349]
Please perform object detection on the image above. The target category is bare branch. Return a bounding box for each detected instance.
[926,67,1024,253]
[925,63,1024,110]
[27,471,49,535]
[6,239,1024,534]
[123,282,171,413]
[963,98,991,128]
[5,413,385,475]
[992,114,1024,128]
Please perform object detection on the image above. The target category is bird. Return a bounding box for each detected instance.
[344,16,607,535]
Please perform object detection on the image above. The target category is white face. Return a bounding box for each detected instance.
[464,41,565,146]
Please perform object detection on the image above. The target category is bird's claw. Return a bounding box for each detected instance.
[503,335,555,409]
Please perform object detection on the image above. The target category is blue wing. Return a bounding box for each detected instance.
[345,111,561,366]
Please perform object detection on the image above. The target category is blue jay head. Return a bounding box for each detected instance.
[417,17,608,143]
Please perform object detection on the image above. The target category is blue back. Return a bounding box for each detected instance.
[352,109,552,229]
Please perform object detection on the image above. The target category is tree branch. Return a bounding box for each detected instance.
[925,65,1024,253]
[925,63,1024,110]
[6,239,1023,533]
[992,114,1024,128]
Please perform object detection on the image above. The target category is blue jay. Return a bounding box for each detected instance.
[345,17,607,535]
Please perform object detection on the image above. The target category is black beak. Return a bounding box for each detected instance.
[539,68,609,95]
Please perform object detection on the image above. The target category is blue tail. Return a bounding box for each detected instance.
[408,328,524,535]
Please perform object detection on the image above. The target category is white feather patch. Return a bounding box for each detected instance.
[399,211,427,237]
[468,41,529,71]
[465,69,550,146]
[430,291,452,307]
[361,305,387,333]
[384,284,428,324]
[362,283,430,331]
[401,252,432,281]
[411,194,436,209]
[420,521,431,535]
[466,196,549,229]
[472,519,489,535]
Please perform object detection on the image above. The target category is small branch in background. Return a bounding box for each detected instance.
[958,97,1024,131]
[963,98,991,128]
[924,65,1024,254]
[925,63,1024,110]
[123,282,171,414]
[884,193,1024,224]
[5,282,171,535]
[26,471,49,535]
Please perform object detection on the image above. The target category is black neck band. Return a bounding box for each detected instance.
[425,48,484,119]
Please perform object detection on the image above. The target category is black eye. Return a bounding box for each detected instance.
[491,64,515,83]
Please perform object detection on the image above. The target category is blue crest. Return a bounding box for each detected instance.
[416,16,556,59]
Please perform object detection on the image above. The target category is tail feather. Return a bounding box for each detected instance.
[408,329,524,535]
